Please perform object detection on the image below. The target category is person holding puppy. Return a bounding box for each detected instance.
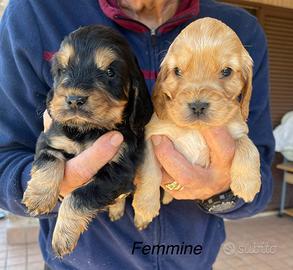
[0,0,274,270]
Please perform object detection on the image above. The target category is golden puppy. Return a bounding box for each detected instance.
[132,17,261,230]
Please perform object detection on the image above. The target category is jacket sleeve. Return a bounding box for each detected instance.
[199,17,275,219]
[0,0,57,217]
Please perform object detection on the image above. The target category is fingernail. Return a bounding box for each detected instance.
[152,135,161,146]
[110,133,123,147]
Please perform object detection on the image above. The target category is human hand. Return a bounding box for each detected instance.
[60,132,123,197]
[43,110,52,132]
[151,127,235,200]
[42,110,124,197]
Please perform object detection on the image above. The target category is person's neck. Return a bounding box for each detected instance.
[118,0,179,30]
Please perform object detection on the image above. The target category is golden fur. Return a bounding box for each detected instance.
[22,150,65,216]
[133,18,261,230]
[95,48,117,70]
[49,135,84,155]
[56,44,75,68]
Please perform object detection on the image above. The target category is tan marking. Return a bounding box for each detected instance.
[87,90,127,129]
[22,153,65,216]
[111,142,127,163]
[56,43,75,67]
[49,87,127,130]
[95,48,117,70]
[108,197,126,222]
[49,135,82,155]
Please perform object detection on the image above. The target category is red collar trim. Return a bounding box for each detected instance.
[98,0,199,33]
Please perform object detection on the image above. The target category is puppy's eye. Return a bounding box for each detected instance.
[57,67,67,76]
[174,67,182,77]
[221,67,233,78]
[106,68,115,78]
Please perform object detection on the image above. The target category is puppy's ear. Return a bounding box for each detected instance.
[46,89,54,105]
[152,64,169,119]
[46,89,54,115]
[128,58,153,135]
[50,54,59,79]
[240,53,253,121]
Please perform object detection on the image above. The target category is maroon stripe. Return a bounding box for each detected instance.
[43,51,55,61]
[158,0,199,33]
[142,70,158,80]
[98,0,148,33]
[98,0,199,34]
[158,15,196,34]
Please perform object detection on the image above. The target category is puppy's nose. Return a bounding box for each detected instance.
[66,96,88,107]
[188,101,209,116]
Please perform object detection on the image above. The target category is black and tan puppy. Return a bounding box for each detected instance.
[22,25,152,257]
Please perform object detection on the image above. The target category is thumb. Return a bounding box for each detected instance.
[64,131,123,186]
[43,110,52,132]
[202,127,235,167]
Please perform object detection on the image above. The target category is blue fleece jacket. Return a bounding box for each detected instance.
[0,0,274,269]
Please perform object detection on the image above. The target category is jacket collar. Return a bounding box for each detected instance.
[98,0,199,33]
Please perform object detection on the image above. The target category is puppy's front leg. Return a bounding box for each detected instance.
[108,197,126,222]
[132,140,162,230]
[22,133,65,216]
[162,191,173,205]
[230,135,261,202]
[52,160,135,256]
[52,194,97,257]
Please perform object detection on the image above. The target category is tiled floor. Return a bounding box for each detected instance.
[214,215,293,270]
[0,218,43,270]
[0,214,292,270]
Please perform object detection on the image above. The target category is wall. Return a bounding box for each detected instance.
[245,0,293,9]
[220,0,293,211]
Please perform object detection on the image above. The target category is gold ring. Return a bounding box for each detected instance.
[165,181,184,191]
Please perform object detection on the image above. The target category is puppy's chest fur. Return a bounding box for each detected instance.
[146,114,248,168]
[43,124,101,158]
[42,123,130,161]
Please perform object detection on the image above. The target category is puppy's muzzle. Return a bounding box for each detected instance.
[66,95,88,109]
[188,101,209,117]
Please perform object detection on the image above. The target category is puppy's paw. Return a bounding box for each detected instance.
[133,196,160,230]
[23,187,59,216]
[22,166,62,216]
[108,199,125,222]
[134,211,159,230]
[230,177,261,203]
[52,195,97,257]
[162,192,173,205]
[52,225,79,258]
[109,211,124,222]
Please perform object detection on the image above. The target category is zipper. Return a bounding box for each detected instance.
[114,13,195,35]
[150,28,157,47]
[114,15,158,47]
[157,13,195,31]
[115,13,195,49]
